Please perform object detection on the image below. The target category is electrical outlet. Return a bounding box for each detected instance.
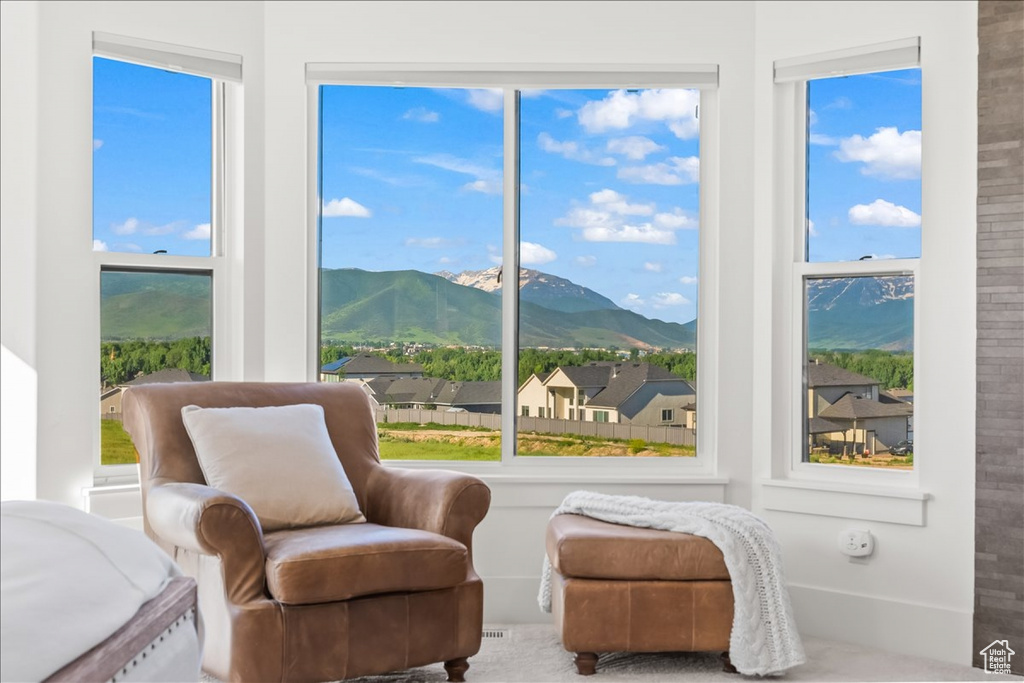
[838,529,874,557]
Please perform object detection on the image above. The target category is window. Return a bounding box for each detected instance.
[309,66,717,465]
[661,409,674,422]
[93,34,241,471]
[776,39,921,474]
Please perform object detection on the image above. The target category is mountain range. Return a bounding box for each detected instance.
[100,266,914,352]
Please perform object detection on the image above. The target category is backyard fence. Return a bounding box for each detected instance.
[375,408,696,446]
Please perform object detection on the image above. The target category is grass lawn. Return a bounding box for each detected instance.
[101,419,137,465]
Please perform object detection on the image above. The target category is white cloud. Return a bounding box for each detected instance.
[487,244,502,265]
[537,133,615,166]
[835,127,921,180]
[112,217,139,235]
[589,188,654,215]
[575,255,597,267]
[848,199,922,228]
[618,156,699,185]
[808,219,818,237]
[466,88,503,112]
[323,197,372,217]
[643,261,663,272]
[92,239,108,251]
[93,139,104,151]
[182,223,211,240]
[521,241,558,265]
[679,275,698,285]
[653,209,697,230]
[650,292,690,307]
[581,224,676,245]
[621,293,645,310]
[825,96,852,110]
[438,256,455,265]
[405,237,462,248]
[809,109,818,127]
[606,136,665,160]
[555,108,574,119]
[578,89,700,140]
[556,189,691,245]
[462,179,502,194]
[414,154,501,193]
[809,133,838,146]
[115,242,142,252]
[402,107,439,123]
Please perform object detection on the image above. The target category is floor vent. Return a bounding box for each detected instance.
[481,628,507,639]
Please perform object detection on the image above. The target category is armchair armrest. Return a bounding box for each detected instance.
[364,467,491,558]
[146,482,267,604]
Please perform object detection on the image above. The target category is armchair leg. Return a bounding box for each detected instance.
[574,652,598,675]
[444,657,470,682]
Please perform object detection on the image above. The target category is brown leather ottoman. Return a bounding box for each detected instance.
[546,514,735,675]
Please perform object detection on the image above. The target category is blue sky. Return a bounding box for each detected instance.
[93,60,921,324]
[93,57,212,256]
[320,86,702,324]
[807,68,922,262]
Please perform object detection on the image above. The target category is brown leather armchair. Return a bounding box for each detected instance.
[122,382,491,683]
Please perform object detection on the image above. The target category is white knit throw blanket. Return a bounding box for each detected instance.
[538,491,806,676]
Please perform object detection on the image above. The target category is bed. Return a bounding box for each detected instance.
[0,500,201,683]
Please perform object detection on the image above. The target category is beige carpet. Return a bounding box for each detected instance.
[201,625,1024,682]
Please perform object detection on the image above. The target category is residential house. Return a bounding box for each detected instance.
[100,368,208,417]
[365,376,500,413]
[320,354,423,383]
[807,361,913,455]
[518,362,695,426]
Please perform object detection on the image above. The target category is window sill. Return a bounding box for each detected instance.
[760,479,930,526]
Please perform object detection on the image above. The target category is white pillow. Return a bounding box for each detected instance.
[180,403,365,532]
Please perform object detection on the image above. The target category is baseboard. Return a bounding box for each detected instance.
[788,584,974,667]
[482,577,974,667]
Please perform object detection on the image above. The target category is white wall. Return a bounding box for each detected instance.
[750,0,979,666]
[1,0,40,500]
[0,0,980,666]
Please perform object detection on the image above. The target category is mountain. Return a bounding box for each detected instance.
[101,271,211,340]
[436,267,621,314]
[807,276,914,351]
[322,268,695,349]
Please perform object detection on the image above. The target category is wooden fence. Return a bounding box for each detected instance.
[375,408,696,446]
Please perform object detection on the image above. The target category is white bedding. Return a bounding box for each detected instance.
[0,500,185,682]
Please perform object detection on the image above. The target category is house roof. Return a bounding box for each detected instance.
[819,393,914,421]
[321,354,423,375]
[371,377,500,406]
[124,368,208,386]
[808,415,847,434]
[807,362,878,388]
[558,363,617,387]
[586,363,691,409]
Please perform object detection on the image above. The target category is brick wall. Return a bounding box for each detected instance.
[974,0,1024,675]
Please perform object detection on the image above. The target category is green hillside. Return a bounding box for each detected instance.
[101,271,211,340]
[321,268,696,349]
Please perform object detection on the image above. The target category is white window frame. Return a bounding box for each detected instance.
[305,65,721,475]
[772,39,923,489]
[92,34,243,484]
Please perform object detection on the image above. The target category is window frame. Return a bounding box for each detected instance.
[773,40,923,488]
[305,65,720,474]
[92,37,243,484]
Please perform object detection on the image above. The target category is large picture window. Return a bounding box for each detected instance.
[311,68,715,464]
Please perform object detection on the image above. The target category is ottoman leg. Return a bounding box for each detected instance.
[574,652,599,676]
[721,651,738,674]
[444,657,470,682]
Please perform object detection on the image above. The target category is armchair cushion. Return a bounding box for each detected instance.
[263,523,468,605]
[181,403,364,531]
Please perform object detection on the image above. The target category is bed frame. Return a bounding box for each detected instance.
[44,576,198,683]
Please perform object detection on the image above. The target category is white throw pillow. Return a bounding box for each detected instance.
[180,403,365,532]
